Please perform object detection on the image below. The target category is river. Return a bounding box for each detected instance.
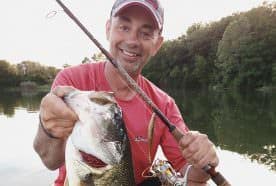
[0,88,275,186]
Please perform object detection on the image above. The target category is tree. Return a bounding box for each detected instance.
[216,16,252,88]
[272,63,276,86]
[0,60,18,86]
[142,3,276,90]
[91,52,106,62]
[216,4,276,89]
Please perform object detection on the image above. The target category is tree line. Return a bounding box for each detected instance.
[0,60,60,87]
[143,2,276,90]
[1,3,275,90]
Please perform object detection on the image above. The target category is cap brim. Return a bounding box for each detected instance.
[112,1,161,30]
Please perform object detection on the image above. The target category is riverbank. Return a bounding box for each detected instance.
[2,84,51,93]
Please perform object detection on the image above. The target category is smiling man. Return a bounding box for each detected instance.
[106,1,163,79]
[34,0,219,185]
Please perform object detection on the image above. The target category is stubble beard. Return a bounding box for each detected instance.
[128,63,141,76]
[110,46,144,77]
[118,59,142,77]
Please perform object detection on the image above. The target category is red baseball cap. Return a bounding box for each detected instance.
[111,0,164,32]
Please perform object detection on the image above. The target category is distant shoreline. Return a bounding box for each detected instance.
[3,84,51,93]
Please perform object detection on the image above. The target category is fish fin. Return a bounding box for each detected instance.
[148,112,156,164]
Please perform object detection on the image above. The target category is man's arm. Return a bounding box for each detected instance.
[33,125,67,170]
[33,86,78,170]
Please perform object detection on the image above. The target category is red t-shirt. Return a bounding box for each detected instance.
[52,62,188,185]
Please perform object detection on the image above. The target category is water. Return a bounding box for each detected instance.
[0,91,57,186]
[167,88,276,185]
[0,89,275,186]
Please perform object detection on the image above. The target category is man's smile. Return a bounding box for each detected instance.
[119,48,141,59]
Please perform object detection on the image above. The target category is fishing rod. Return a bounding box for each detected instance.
[54,0,230,185]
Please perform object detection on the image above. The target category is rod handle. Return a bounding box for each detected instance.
[204,166,231,186]
[170,125,184,141]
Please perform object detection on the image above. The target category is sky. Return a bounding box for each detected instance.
[0,0,274,68]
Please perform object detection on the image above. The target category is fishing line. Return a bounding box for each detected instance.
[45,10,64,19]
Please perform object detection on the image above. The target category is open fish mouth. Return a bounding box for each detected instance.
[64,90,127,164]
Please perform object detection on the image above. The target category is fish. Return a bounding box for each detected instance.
[63,90,136,186]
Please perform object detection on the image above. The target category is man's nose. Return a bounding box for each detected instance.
[125,31,140,47]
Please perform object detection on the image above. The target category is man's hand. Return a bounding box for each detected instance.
[40,86,78,139]
[179,131,219,169]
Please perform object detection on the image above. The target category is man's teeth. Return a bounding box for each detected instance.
[122,50,138,57]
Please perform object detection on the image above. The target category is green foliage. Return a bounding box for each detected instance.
[272,63,276,86]
[167,88,276,170]
[192,55,210,86]
[63,63,71,68]
[91,52,106,62]
[216,4,276,89]
[143,3,276,90]
[17,61,60,85]
[0,60,19,86]
[0,60,60,87]
[82,57,91,64]
[143,39,189,87]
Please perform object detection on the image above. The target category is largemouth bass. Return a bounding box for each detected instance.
[63,90,135,186]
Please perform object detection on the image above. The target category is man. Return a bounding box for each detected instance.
[33,0,219,185]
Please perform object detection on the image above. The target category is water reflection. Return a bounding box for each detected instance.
[249,145,276,171]
[166,88,276,171]
[0,90,46,117]
[0,89,275,185]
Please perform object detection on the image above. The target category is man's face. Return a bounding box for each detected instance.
[106,5,163,77]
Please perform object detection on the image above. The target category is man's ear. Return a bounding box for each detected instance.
[106,19,111,41]
[152,36,164,56]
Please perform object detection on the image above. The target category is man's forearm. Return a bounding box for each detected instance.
[33,124,67,170]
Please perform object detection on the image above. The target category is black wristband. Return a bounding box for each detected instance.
[39,114,60,139]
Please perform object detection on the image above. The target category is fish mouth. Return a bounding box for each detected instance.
[79,140,124,166]
[64,89,127,165]
[80,150,108,168]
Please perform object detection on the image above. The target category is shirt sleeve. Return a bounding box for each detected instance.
[51,68,74,90]
[160,97,189,171]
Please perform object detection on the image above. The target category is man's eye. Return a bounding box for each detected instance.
[119,25,129,32]
[141,32,153,40]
